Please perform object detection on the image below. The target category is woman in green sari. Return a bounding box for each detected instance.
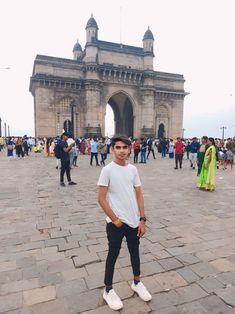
[198,137,217,191]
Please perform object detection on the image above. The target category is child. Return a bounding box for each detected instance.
[97,134,152,311]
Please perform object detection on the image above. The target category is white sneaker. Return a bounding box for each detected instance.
[103,289,123,310]
[131,281,152,302]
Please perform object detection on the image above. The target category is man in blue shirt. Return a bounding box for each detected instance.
[189,137,200,170]
[90,138,100,166]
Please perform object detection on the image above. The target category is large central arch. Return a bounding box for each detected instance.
[107,92,134,137]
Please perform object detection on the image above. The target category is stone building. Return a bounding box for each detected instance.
[29,15,187,139]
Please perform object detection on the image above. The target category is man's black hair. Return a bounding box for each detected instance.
[111,134,131,147]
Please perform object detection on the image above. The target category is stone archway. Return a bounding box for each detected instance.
[107,92,134,137]
[158,123,165,139]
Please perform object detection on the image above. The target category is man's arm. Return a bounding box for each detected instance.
[63,142,75,153]
[98,186,122,227]
[135,186,146,237]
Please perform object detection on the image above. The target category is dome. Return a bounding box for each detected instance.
[143,27,154,40]
[73,41,82,52]
[86,14,98,29]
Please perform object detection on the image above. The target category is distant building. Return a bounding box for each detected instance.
[30,15,187,138]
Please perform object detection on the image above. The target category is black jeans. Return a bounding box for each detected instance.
[90,152,99,165]
[147,148,156,159]
[60,159,71,182]
[175,154,183,168]
[133,150,139,163]
[104,222,140,286]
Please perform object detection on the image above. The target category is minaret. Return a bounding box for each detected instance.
[72,40,82,60]
[84,14,99,63]
[86,13,98,43]
[143,27,154,70]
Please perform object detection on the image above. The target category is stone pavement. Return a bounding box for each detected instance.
[0,151,235,314]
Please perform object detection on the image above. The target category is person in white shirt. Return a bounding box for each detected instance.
[97,134,152,311]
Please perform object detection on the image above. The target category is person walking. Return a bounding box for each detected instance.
[174,137,185,169]
[60,132,77,187]
[198,137,217,191]
[90,138,100,166]
[98,134,152,311]
[99,137,108,166]
[168,139,174,159]
[147,137,156,159]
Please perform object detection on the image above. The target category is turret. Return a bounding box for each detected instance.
[73,40,82,60]
[86,14,98,43]
[143,27,154,70]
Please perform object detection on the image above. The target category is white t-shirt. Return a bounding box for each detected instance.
[97,161,141,228]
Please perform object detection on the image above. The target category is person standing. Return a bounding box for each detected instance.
[90,138,99,166]
[140,138,147,163]
[99,138,108,166]
[198,137,217,191]
[98,134,152,311]
[168,139,174,159]
[132,139,140,164]
[60,132,77,187]
[174,137,185,169]
[197,136,208,176]
[189,137,200,170]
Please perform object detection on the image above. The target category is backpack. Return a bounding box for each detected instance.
[54,143,62,159]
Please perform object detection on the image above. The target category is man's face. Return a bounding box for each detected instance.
[112,141,131,160]
[63,135,68,141]
[202,138,207,144]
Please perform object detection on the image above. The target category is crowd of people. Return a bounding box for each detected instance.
[1,134,234,191]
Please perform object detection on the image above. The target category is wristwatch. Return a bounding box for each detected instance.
[139,216,147,222]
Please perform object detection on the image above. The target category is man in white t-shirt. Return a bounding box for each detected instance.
[97,135,152,311]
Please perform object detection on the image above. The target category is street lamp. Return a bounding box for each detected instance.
[182,128,186,139]
[69,100,76,138]
[7,125,10,137]
[4,122,6,138]
[220,126,227,141]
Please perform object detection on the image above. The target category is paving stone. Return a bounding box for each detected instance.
[22,264,48,280]
[23,285,56,306]
[88,243,108,253]
[0,269,23,284]
[175,283,208,303]
[176,267,200,283]
[65,289,103,312]
[72,252,101,268]
[195,250,217,261]
[29,299,69,314]
[197,276,225,293]
[47,259,74,273]
[112,281,134,299]
[189,262,218,278]
[62,267,88,281]
[158,257,184,271]
[16,256,37,269]
[1,278,39,295]
[50,230,71,238]
[209,258,235,273]
[141,276,164,294]
[64,246,89,258]
[141,261,165,276]
[215,285,235,307]
[176,301,208,314]
[58,241,80,251]
[121,297,152,313]
[0,260,16,272]
[38,272,62,286]
[85,261,106,275]
[215,271,235,285]
[56,278,87,297]
[45,238,67,248]
[85,270,122,289]
[175,253,200,265]
[148,290,180,311]
[0,292,23,312]
[198,295,233,313]
[153,270,188,290]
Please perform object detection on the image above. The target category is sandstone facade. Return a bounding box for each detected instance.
[30,15,187,139]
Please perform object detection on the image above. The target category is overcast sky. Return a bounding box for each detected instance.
[0,0,235,138]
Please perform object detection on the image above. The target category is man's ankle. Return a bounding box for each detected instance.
[105,286,113,293]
